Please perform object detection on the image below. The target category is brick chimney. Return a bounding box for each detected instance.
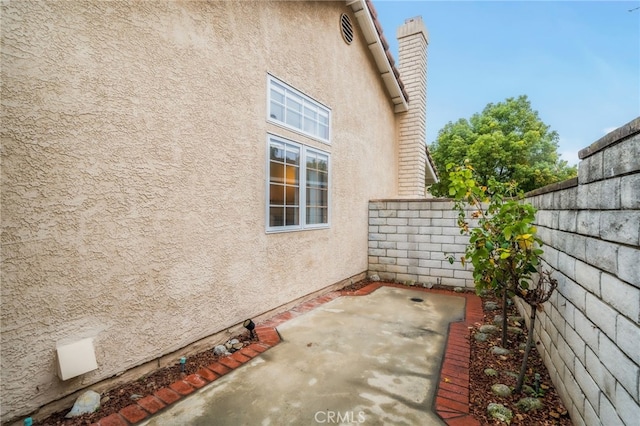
[396,16,429,197]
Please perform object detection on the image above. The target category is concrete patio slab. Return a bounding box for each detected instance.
[138,286,466,425]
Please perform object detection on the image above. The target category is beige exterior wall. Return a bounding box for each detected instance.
[0,1,401,421]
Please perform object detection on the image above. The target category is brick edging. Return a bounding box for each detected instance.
[90,282,481,425]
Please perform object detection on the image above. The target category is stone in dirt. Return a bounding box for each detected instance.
[213,345,229,355]
[65,390,101,418]
[479,324,498,334]
[484,368,498,377]
[491,383,512,397]
[517,397,544,412]
[474,332,489,342]
[493,314,503,325]
[484,301,499,311]
[507,326,523,335]
[487,403,513,423]
[369,274,380,282]
[490,346,511,355]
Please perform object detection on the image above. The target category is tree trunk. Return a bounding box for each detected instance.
[516,304,537,393]
[501,288,508,347]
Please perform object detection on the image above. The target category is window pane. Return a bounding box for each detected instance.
[270,89,284,104]
[270,144,284,162]
[285,148,300,165]
[285,185,299,206]
[285,207,299,226]
[303,117,316,134]
[319,124,329,140]
[269,207,284,227]
[286,110,302,128]
[270,162,285,183]
[307,170,320,188]
[286,92,303,112]
[318,171,328,188]
[319,111,329,125]
[317,157,328,172]
[303,104,317,120]
[270,184,284,204]
[285,164,299,185]
[306,188,328,206]
[306,206,328,225]
[270,102,284,121]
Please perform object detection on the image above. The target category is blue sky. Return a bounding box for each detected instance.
[374,0,640,165]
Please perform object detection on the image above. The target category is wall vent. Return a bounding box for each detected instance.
[340,14,354,45]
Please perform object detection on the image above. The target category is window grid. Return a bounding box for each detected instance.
[267,135,330,232]
[268,76,330,143]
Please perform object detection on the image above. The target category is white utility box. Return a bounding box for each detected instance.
[56,337,98,380]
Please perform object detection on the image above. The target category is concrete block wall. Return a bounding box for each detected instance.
[368,117,639,425]
[515,118,640,426]
[368,199,475,288]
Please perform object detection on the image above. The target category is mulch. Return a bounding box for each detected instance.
[468,294,572,425]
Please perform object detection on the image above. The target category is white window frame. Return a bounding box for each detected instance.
[266,134,330,233]
[267,75,331,144]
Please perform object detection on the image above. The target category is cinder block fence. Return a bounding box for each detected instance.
[368,117,640,426]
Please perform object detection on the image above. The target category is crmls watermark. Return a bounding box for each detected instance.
[314,410,366,424]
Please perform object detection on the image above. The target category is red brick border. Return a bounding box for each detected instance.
[89,282,481,425]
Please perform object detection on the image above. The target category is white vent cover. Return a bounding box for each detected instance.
[56,337,98,380]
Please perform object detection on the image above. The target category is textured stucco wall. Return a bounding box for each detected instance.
[0,1,400,420]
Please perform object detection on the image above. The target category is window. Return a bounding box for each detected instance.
[268,75,330,143]
[267,135,329,231]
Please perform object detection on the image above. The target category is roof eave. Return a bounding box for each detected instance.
[347,0,409,113]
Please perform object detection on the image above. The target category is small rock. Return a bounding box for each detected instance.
[487,403,513,423]
[454,287,463,293]
[507,326,523,335]
[508,316,524,324]
[519,343,527,350]
[130,394,143,401]
[232,342,244,350]
[369,274,380,282]
[516,397,543,412]
[100,396,110,405]
[66,390,101,418]
[485,301,499,311]
[504,371,519,379]
[405,280,415,286]
[423,282,434,289]
[224,342,233,350]
[491,383,512,397]
[490,346,511,356]
[493,314,503,325]
[484,368,498,377]
[479,324,498,334]
[229,339,240,345]
[522,385,535,395]
[474,332,489,342]
[213,345,228,355]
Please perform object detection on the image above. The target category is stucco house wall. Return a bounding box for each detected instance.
[0,1,424,421]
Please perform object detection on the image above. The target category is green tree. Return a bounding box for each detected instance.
[429,95,577,196]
